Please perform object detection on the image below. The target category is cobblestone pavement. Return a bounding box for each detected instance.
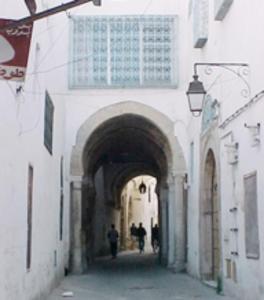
[47,251,234,300]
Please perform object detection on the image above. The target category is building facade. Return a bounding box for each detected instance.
[0,0,264,300]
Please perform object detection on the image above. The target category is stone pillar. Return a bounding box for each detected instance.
[168,174,176,267]
[70,181,83,274]
[159,183,169,265]
[174,174,186,272]
[81,177,96,269]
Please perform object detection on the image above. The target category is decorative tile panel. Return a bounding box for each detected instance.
[142,17,175,86]
[69,16,178,88]
[110,17,140,87]
[193,0,209,48]
[201,95,217,132]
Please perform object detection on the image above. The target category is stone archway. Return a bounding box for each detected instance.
[200,148,221,281]
[70,101,186,273]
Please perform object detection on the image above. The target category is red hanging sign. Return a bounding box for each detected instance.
[0,19,33,82]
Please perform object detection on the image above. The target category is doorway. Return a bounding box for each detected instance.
[200,149,221,281]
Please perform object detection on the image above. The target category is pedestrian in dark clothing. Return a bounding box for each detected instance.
[130,223,137,236]
[137,222,146,253]
[151,224,159,253]
[130,223,138,250]
[107,224,119,259]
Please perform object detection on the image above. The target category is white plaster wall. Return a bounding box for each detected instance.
[2,0,264,299]
[43,0,190,173]
[0,1,66,299]
[219,101,264,300]
[184,0,264,298]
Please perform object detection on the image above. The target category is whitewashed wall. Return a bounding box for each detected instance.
[186,0,264,299]
[0,1,66,300]
[2,0,264,299]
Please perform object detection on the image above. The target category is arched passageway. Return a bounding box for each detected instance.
[119,176,159,252]
[200,149,221,282]
[70,102,186,273]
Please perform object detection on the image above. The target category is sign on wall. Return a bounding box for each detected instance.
[0,19,33,82]
[244,171,260,259]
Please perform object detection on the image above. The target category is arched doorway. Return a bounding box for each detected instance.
[200,149,221,282]
[69,102,186,273]
[119,176,158,252]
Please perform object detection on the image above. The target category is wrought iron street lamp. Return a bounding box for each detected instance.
[186,74,206,116]
[186,63,250,117]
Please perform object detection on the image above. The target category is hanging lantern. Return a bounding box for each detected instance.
[139,180,146,194]
[186,74,206,116]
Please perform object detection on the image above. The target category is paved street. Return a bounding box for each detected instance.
[47,251,233,300]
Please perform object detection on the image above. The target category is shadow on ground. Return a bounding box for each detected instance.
[47,251,234,300]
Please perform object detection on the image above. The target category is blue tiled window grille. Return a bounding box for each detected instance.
[69,16,178,88]
[201,95,217,132]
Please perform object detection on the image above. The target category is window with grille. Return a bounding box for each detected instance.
[193,0,209,48]
[44,91,54,154]
[69,16,178,88]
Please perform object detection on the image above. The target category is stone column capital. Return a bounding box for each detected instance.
[168,171,185,185]
[71,180,82,190]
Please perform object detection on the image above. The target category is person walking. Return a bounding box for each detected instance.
[137,222,146,253]
[107,224,119,259]
[130,223,138,250]
[151,224,159,253]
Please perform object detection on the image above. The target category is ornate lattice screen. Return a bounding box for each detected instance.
[69,16,178,88]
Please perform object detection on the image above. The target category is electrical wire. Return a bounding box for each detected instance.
[4,81,24,132]
[5,0,162,135]
[18,69,44,136]
[35,22,68,68]
[25,0,155,77]
[26,53,93,76]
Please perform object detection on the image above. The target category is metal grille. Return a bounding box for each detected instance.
[69,16,178,88]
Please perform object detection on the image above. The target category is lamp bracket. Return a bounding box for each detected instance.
[244,123,260,129]
[244,123,261,147]
[194,63,250,98]
[224,142,239,149]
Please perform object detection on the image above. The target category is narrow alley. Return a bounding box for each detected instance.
[47,251,233,300]
[1,1,264,300]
